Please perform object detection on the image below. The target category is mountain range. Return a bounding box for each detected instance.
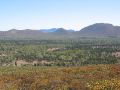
[0,23,120,39]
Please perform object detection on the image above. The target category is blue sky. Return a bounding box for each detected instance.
[0,0,120,31]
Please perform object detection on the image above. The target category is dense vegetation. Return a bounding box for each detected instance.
[0,64,120,90]
[0,38,120,66]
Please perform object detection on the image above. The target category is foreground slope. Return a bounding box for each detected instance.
[0,64,120,90]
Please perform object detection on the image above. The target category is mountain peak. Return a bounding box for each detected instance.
[79,23,120,37]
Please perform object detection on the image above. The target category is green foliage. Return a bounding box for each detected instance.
[0,38,119,66]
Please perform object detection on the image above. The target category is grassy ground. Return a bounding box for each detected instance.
[0,64,120,90]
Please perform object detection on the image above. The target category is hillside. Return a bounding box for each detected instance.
[79,23,120,37]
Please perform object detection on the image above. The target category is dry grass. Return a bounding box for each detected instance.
[0,64,120,90]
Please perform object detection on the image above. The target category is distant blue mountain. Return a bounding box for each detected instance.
[40,28,57,33]
[68,29,75,32]
[40,28,75,33]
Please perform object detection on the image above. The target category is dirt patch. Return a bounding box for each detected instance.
[112,52,120,57]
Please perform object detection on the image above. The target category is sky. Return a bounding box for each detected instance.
[0,0,120,31]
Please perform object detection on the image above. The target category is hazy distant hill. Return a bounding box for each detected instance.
[0,23,120,39]
[0,28,75,39]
